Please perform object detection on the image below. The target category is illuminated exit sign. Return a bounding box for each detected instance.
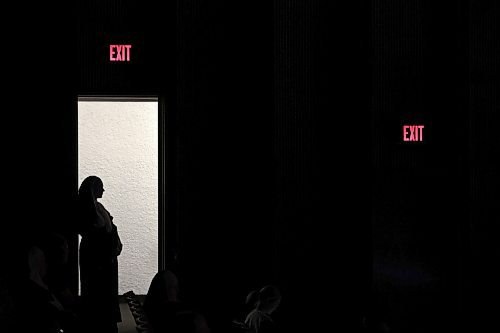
[403,125,424,142]
[109,44,132,62]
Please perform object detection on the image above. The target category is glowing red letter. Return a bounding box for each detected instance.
[417,125,424,141]
[403,125,410,141]
[125,45,132,61]
[110,45,116,61]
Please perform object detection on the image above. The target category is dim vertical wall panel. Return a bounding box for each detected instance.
[273,0,314,279]
[370,1,469,332]
[467,1,500,330]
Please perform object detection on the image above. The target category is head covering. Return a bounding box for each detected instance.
[77,176,112,232]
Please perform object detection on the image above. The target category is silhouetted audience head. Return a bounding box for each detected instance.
[244,285,282,333]
[175,310,211,333]
[28,246,48,288]
[16,245,77,333]
[144,270,211,333]
[38,232,69,268]
[246,289,259,308]
[36,233,76,309]
[144,269,180,311]
[255,285,281,314]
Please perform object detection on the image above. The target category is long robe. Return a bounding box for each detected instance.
[77,177,122,332]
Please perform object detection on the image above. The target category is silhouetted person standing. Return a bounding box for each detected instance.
[77,176,122,333]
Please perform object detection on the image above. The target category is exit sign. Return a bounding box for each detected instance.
[109,44,132,62]
[403,125,424,142]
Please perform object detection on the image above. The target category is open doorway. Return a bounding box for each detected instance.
[77,96,159,295]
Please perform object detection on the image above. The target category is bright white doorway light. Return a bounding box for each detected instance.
[78,97,159,295]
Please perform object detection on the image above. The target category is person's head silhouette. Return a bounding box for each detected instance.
[144,269,180,312]
[244,285,282,333]
[79,175,104,200]
[39,232,69,268]
[256,285,281,315]
[27,246,48,288]
[77,176,112,232]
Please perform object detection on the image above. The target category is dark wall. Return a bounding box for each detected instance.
[175,1,371,331]
[371,0,468,332]
[174,0,275,327]
[371,1,499,332]
[2,5,78,332]
[467,1,500,331]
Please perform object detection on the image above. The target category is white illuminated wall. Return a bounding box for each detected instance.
[78,100,158,295]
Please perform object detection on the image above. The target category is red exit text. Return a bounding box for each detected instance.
[403,125,424,142]
[110,45,132,62]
